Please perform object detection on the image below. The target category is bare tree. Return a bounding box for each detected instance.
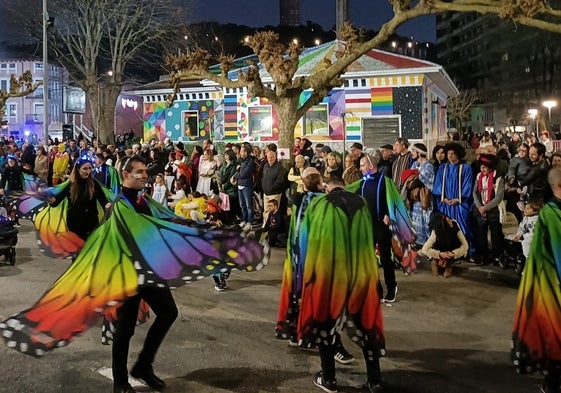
[166,0,561,152]
[36,0,191,144]
[0,71,42,121]
[447,89,480,135]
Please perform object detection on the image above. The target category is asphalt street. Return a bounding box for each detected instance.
[0,222,542,393]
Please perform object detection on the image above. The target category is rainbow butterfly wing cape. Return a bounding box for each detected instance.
[12,177,115,258]
[0,194,269,357]
[295,191,384,351]
[347,176,416,246]
[512,199,561,372]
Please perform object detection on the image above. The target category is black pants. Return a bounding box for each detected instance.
[112,286,178,386]
[473,213,504,259]
[374,223,395,294]
[318,342,380,384]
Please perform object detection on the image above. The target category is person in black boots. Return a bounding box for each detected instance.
[112,155,178,393]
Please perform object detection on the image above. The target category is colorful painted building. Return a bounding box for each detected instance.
[128,41,458,150]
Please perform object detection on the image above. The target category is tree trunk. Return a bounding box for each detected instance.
[89,84,120,145]
[275,95,301,159]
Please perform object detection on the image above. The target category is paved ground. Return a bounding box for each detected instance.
[0,221,542,393]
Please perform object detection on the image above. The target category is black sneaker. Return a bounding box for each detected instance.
[384,287,397,303]
[334,348,355,364]
[312,371,337,393]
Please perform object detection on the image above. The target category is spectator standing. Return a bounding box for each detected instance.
[34,146,49,184]
[392,137,414,190]
[432,142,474,253]
[261,150,288,227]
[236,143,256,231]
[323,151,343,183]
[407,143,435,246]
[342,153,361,185]
[519,143,550,204]
[377,144,394,178]
[350,142,365,170]
[472,154,505,265]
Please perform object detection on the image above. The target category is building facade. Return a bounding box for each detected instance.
[0,59,67,141]
[279,0,300,27]
[437,9,561,133]
[129,41,458,152]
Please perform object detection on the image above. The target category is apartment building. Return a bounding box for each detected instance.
[0,59,66,140]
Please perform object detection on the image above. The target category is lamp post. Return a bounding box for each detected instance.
[42,0,48,144]
[542,100,557,128]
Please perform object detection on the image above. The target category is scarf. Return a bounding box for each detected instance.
[477,170,495,204]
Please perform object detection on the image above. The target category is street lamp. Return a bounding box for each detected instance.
[528,108,538,134]
[42,0,48,144]
[542,100,557,127]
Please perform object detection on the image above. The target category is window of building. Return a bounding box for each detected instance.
[35,62,44,70]
[0,79,7,91]
[303,104,328,136]
[8,63,15,70]
[8,104,17,119]
[182,110,199,138]
[248,105,273,137]
[0,64,6,70]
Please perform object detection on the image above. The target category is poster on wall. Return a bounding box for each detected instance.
[182,111,199,138]
[248,106,273,137]
[304,104,328,136]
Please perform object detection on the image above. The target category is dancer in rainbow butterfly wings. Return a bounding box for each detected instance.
[297,178,385,393]
[0,155,269,393]
[512,167,561,393]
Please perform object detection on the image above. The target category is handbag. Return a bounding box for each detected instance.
[230,175,238,186]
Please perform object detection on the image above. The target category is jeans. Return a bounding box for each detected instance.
[238,186,254,224]
[473,212,504,258]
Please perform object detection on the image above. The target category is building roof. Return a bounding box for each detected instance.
[129,40,458,98]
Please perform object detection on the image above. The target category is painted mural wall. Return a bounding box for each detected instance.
[142,74,447,145]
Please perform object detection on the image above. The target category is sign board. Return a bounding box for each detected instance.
[63,86,86,114]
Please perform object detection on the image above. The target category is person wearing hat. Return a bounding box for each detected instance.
[433,142,474,254]
[472,154,505,265]
[378,144,394,178]
[350,142,365,170]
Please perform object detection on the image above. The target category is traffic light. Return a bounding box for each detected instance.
[62,123,74,141]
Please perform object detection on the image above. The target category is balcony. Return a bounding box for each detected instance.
[25,114,44,124]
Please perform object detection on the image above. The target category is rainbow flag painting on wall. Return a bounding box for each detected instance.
[371,87,393,115]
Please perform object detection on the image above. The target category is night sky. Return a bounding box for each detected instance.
[192,0,436,43]
[0,1,436,45]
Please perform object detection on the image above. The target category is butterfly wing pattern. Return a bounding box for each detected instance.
[0,196,269,357]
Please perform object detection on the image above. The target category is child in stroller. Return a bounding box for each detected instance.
[0,212,18,266]
[500,200,542,273]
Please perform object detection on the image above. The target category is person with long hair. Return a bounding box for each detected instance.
[49,153,110,241]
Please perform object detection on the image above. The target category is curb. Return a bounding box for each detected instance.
[416,258,521,288]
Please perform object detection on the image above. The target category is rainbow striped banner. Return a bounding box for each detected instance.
[371,87,393,115]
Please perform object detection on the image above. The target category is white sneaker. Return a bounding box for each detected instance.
[238,221,246,228]
[243,222,252,232]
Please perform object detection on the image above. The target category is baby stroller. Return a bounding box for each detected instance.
[0,217,18,266]
[498,238,525,274]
